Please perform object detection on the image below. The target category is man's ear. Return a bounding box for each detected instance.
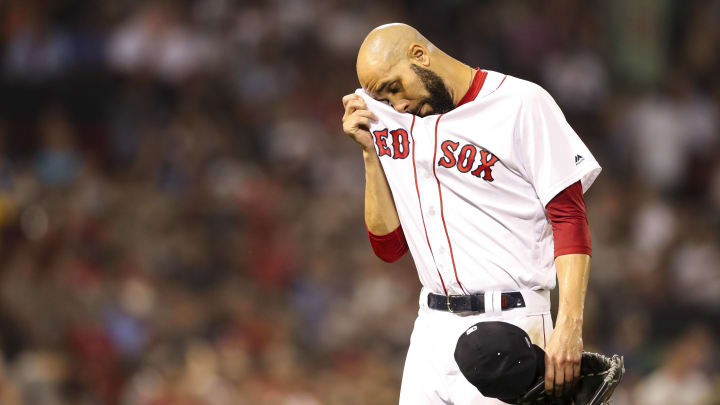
[408,43,430,66]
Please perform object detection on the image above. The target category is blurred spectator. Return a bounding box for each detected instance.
[608,0,670,87]
[3,3,72,81]
[33,109,82,187]
[541,48,608,113]
[107,2,219,83]
[633,326,716,405]
[622,77,718,193]
[670,219,720,308]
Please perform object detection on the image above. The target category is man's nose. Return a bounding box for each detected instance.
[392,101,410,113]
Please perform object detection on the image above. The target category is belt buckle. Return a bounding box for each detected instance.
[446,294,462,313]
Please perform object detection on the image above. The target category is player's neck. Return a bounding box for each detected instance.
[437,56,475,107]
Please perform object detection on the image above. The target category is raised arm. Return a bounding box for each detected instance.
[342,94,407,261]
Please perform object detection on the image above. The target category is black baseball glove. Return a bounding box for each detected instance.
[455,322,625,405]
[513,352,625,405]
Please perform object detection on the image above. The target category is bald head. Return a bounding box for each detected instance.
[356,23,435,88]
[354,24,471,116]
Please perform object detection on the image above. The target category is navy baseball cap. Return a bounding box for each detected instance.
[454,321,545,402]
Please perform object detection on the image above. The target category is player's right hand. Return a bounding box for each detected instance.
[342,94,378,152]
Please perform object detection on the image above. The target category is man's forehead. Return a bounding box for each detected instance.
[359,62,403,93]
[357,40,407,89]
[358,58,388,84]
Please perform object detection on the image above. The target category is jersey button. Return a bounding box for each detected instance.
[428,207,436,216]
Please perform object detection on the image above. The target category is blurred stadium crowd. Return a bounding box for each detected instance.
[0,0,718,404]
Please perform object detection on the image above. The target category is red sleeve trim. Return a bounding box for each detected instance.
[367,225,409,263]
[546,181,592,258]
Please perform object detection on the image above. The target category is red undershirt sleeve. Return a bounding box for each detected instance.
[546,181,592,258]
[366,225,409,263]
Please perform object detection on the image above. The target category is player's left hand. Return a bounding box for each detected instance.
[544,319,583,397]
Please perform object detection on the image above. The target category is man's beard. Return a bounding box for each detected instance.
[410,64,455,116]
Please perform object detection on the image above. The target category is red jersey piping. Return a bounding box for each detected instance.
[483,74,507,98]
[409,115,448,296]
[432,114,467,294]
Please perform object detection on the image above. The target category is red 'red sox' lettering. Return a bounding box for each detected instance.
[437,140,499,182]
[390,129,409,159]
[373,128,410,160]
[471,150,499,181]
[438,140,459,168]
[457,145,476,173]
[373,129,392,157]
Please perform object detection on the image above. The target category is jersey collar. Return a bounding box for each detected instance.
[456,69,488,107]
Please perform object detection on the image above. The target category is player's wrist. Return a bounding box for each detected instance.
[362,148,379,161]
[555,313,584,330]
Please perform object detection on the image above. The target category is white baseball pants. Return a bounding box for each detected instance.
[399,288,553,405]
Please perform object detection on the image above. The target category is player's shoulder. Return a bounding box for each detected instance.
[483,70,552,103]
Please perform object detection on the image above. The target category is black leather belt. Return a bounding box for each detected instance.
[427,292,526,313]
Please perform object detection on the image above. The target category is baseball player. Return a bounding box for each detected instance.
[341,23,601,404]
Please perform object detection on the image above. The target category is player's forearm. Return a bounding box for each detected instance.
[554,253,590,327]
[363,149,401,235]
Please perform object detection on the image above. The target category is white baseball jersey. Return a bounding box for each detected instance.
[357,70,601,295]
